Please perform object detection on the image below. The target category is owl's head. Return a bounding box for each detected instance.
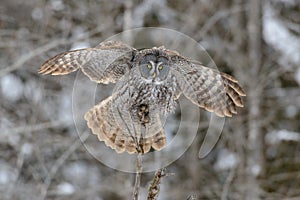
[136,47,170,84]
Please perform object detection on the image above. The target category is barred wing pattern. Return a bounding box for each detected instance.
[38,41,136,84]
[168,51,246,117]
[84,95,166,154]
[110,75,166,153]
[39,40,245,154]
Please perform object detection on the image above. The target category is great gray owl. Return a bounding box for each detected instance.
[39,40,245,154]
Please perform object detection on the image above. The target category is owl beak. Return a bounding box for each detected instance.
[153,65,161,80]
[149,61,156,79]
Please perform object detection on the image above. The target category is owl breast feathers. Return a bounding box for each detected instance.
[39,40,246,154]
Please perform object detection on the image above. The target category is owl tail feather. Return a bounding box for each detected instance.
[84,97,166,154]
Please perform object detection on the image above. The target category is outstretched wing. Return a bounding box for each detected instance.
[38,40,136,84]
[167,50,246,117]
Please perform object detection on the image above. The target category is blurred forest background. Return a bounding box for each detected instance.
[0,0,299,199]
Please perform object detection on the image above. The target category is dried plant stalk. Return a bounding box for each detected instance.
[187,194,197,200]
[147,168,167,200]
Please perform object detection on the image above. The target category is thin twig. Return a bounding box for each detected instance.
[196,5,248,40]
[1,120,71,136]
[147,168,168,200]
[0,39,66,77]
[132,153,143,200]
[40,131,90,200]
[221,167,235,200]
[0,26,108,78]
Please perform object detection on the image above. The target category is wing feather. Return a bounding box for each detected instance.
[84,95,166,154]
[38,41,136,84]
[168,52,245,117]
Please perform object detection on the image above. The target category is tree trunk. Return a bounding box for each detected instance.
[245,0,265,199]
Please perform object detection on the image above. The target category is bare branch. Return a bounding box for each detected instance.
[1,120,71,136]
[40,131,90,200]
[0,39,66,77]
[132,153,143,200]
[221,168,235,200]
[0,26,107,78]
[196,4,248,40]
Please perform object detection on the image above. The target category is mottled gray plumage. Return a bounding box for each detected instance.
[39,40,246,154]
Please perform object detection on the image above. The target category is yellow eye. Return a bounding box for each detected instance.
[147,64,152,69]
[158,65,163,70]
